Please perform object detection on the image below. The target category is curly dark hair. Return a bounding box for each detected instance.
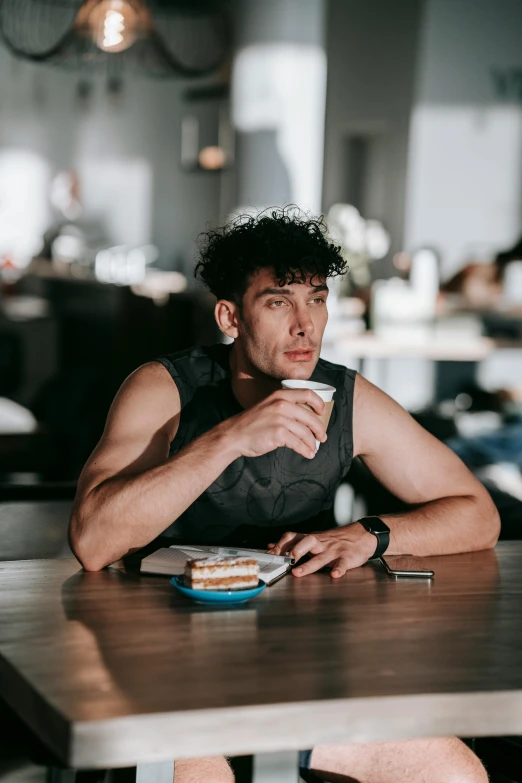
[195,206,347,305]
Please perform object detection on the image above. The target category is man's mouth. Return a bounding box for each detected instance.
[284,348,315,361]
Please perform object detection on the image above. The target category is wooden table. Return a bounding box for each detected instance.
[1,545,522,776]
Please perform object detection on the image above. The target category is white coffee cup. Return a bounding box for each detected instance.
[281,380,336,452]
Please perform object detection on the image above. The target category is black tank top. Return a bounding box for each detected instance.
[156,344,356,548]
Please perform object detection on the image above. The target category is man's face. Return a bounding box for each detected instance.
[235,267,329,380]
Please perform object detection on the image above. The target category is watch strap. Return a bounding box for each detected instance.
[359,516,390,560]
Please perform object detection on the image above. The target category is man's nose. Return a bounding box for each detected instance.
[290,307,314,337]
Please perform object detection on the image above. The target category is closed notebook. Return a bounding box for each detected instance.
[140,544,293,586]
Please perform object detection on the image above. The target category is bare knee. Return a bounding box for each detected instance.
[310,737,488,783]
[436,739,489,783]
[174,755,234,783]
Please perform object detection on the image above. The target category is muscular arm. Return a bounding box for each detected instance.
[69,363,239,571]
[353,374,500,555]
[70,363,328,571]
[271,373,500,576]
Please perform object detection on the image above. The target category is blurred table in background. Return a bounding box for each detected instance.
[323,322,522,411]
[332,331,495,361]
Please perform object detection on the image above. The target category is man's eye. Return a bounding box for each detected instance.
[270,300,286,307]
[311,297,326,304]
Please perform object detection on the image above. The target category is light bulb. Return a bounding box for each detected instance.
[88,0,139,53]
[198,146,227,171]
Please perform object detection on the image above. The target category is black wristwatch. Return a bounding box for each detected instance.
[358,516,390,560]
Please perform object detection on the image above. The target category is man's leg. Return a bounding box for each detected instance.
[173,756,234,783]
[308,737,488,783]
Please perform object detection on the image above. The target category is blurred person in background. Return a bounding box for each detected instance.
[439,234,522,535]
[440,232,522,310]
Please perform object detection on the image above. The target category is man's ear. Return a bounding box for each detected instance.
[215,299,240,339]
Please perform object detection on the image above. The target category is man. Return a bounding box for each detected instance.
[70,208,497,783]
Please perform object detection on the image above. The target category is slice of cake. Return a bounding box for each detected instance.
[184,555,259,591]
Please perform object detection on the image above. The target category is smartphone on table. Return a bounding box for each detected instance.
[379,555,434,579]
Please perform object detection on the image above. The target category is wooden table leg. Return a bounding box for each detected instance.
[253,751,299,783]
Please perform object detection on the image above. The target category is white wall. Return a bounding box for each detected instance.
[232,0,327,214]
[322,0,422,266]
[404,0,522,278]
[0,47,221,271]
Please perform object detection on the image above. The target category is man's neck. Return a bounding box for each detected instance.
[229,343,280,409]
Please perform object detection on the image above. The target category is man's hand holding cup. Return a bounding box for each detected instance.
[281,380,336,452]
[223,387,329,460]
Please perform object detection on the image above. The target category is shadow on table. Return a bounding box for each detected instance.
[61,549,504,716]
[59,551,510,782]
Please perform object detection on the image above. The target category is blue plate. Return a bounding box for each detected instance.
[171,576,266,605]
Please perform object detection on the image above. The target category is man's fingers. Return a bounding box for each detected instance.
[283,418,319,455]
[294,551,358,578]
[276,389,326,416]
[307,390,327,414]
[292,550,336,577]
[288,534,325,563]
[272,396,327,441]
[331,556,352,579]
[289,403,327,442]
[283,430,316,460]
[271,531,302,555]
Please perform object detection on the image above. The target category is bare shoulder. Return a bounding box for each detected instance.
[105,361,180,442]
[353,372,424,458]
[76,362,181,495]
[354,372,393,414]
[117,361,179,399]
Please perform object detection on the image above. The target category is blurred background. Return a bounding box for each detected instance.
[2,0,522,536]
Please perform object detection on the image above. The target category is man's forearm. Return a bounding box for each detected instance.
[70,421,239,571]
[382,491,500,557]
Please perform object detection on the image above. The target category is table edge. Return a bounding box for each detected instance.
[71,689,522,769]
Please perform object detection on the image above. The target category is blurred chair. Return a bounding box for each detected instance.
[31,366,112,480]
[1,277,221,485]
[0,495,74,561]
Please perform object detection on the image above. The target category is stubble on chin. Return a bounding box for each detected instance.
[278,353,319,381]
